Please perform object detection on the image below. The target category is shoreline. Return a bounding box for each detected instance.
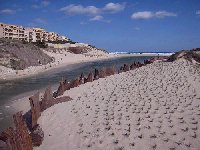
[0,53,162,82]
[0,54,160,132]
[6,54,160,107]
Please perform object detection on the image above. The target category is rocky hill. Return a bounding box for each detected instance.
[0,39,54,70]
[0,38,110,70]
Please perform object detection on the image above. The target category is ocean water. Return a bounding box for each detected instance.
[0,56,155,132]
[110,52,174,56]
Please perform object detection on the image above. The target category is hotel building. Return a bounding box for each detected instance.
[0,23,69,42]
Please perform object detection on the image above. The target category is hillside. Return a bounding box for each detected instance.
[168,48,200,63]
[0,39,110,71]
[0,38,53,70]
[0,38,111,80]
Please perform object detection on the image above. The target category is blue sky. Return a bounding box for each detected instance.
[0,0,200,52]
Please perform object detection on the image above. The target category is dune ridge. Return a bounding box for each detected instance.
[35,58,200,150]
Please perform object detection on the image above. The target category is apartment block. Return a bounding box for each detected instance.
[58,35,69,41]
[25,28,36,42]
[0,23,69,43]
[47,32,57,42]
[0,23,27,41]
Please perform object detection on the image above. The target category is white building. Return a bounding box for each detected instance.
[0,23,69,43]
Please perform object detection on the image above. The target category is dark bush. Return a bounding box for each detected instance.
[33,41,48,48]
[48,39,76,44]
[10,59,26,70]
[68,47,88,54]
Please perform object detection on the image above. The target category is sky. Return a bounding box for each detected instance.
[0,0,200,52]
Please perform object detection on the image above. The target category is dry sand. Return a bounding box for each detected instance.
[32,59,200,150]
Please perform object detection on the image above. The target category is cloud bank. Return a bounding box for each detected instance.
[131,11,177,19]
[103,2,126,13]
[60,2,126,16]
[0,9,16,14]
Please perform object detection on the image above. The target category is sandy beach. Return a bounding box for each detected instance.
[23,58,200,150]
[0,48,110,81]
[0,46,163,81]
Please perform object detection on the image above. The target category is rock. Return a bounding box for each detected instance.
[41,86,73,111]
[144,59,151,65]
[0,112,33,150]
[119,66,124,73]
[136,62,143,67]
[106,66,116,76]
[85,72,94,83]
[79,73,85,84]
[99,67,106,78]
[40,86,54,111]
[94,69,99,80]
[69,78,80,88]
[55,79,75,97]
[29,92,41,128]
[54,80,67,97]
[130,63,136,70]
[123,64,130,72]
[30,125,44,147]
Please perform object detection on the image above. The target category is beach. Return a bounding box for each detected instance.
[1,48,200,150]
[33,58,200,150]
[0,46,162,81]
[0,54,158,133]
[6,57,199,150]
[0,48,110,81]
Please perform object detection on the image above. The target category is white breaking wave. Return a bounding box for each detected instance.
[109,52,174,56]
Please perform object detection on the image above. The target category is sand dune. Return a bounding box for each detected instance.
[34,58,200,150]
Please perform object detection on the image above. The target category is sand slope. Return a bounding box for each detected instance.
[35,59,200,150]
[0,48,111,80]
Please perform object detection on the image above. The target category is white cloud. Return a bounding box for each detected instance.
[89,15,111,23]
[155,11,177,18]
[103,2,126,13]
[0,9,16,14]
[131,11,153,19]
[59,2,125,16]
[60,4,99,16]
[131,11,177,19]
[196,10,200,16]
[90,15,104,21]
